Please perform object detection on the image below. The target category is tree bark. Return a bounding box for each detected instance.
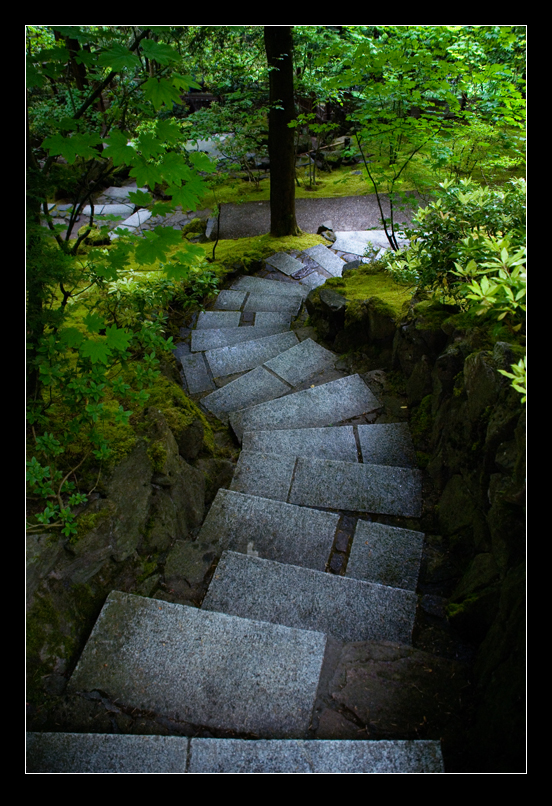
[264,27,301,237]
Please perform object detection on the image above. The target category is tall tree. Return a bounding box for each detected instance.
[264,26,300,236]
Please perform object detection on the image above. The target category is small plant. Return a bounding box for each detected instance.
[498,356,526,404]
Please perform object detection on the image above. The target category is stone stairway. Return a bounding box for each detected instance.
[27,242,444,773]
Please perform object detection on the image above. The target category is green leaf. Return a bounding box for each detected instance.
[128,189,153,207]
[43,132,102,164]
[139,39,179,65]
[188,150,218,173]
[58,327,85,348]
[129,156,163,188]
[167,177,207,210]
[97,44,140,72]
[171,73,200,91]
[143,76,182,110]
[155,119,182,144]
[80,338,112,364]
[105,325,133,352]
[159,152,192,185]
[137,132,164,160]
[102,130,137,166]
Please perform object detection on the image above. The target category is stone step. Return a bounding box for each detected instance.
[229,374,381,442]
[242,423,417,467]
[66,590,327,739]
[302,244,346,277]
[204,331,299,380]
[203,551,418,644]
[179,352,215,394]
[231,274,308,298]
[230,451,422,517]
[191,324,289,352]
[332,230,409,256]
[201,339,338,419]
[26,734,444,773]
[346,520,425,591]
[196,488,340,571]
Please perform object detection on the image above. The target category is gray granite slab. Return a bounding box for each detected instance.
[201,366,290,421]
[205,331,298,378]
[202,552,417,644]
[243,293,303,315]
[82,202,134,217]
[197,489,339,571]
[180,352,215,394]
[264,338,337,387]
[303,244,346,277]
[230,451,296,502]
[118,209,152,228]
[188,738,444,774]
[242,426,359,463]
[232,275,308,297]
[26,733,190,773]
[254,311,292,326]
[289,457,422,517]
[357,423,417,467]
[196,311,241,329]
[347,520,425,591]
[332,230,409,255]
[213,290,247,310]
[229,374,381,442]
[264,252,305,276]
[191,325,288,352]
[68,590,326,739]
[298,271,327,291]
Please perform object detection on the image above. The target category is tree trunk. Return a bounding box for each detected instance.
[264,27,301,237]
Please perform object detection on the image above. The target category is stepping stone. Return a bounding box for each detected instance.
[264,252,305,276]
[117,209,152,229]
[346,520,425,591]
[302,244,346,277]
[357,423,418,467]
[232,275,308,298]
[254,312,291,327]
[191,325,289,352]
[201,366,291,421]
[243,293,303,316]
[196,489,340,571]
[298,271,327,291]
[188,738,444,774]
[26,733,190,773]
[179,352,215,394]
[242,426,359,463]
[196,311,241,329]
[68,590,327,739]
[263,339,337,387]
[289,456,422,517]
[229,374,381,442]
[213,290,247,310]
[203,551,418,644]
[230,452,422,517]
[240,425,352,461]
[204,331,298,379]
[26,734,444,773]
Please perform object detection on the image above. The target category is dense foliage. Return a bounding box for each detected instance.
[26,26,526,535]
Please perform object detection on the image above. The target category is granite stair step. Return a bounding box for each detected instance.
[203,330,299,380]
[242,422,417,467]
[229,373,381,442]
[202,551,418,644]
[190,323,289,352]
[231,274,309,298]
[195,488,340,571]
[26,734,443,773]
[64,590,327,740]
[201,339,338,420]
[230,451,422,517]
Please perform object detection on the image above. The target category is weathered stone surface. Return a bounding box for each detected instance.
[229,374,381,441]
[196,488,339,571]
[357,423,417,467]
[179,352,215,394]
[347,520,425,591]
[243,293,303,315]
[188,738,444,773]
[213,290,247,310]
[242,426,359,463]
[264,338,337,387]
[232,275,308,297]
[264,252,305,276]
[196,311,241,329]
[68,591,327,739]
[203,552,417,644]
[205,331,298,379]
[201,366,291,421]
[302,244,346,277]
[191,324,288,352]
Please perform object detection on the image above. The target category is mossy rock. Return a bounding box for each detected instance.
[181,217,207,238]
[77,223,111,246]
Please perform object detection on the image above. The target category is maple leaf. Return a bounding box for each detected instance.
[144,77,182,110]
[102,130,137,167]
[80,338,111,364]
[105,325,133,353]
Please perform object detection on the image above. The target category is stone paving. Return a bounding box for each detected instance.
[27,221,443,773]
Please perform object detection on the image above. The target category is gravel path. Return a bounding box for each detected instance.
[217,192,423,239]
